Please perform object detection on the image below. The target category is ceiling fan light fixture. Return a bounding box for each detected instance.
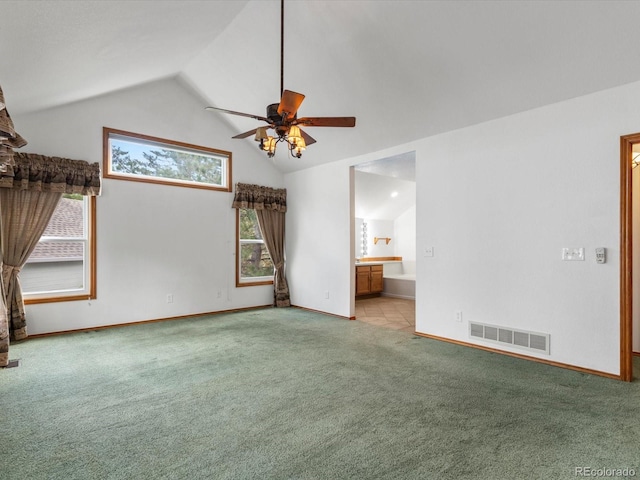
[291,138,306,158]
[287,125,303,145]
[285,126,305,158]
[255,127,269,142]
[263,136,277,157]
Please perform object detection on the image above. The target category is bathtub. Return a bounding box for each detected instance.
[382,261,416,299]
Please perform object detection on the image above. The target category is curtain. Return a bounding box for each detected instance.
[232,183,287,213]
[0,84,26,160]
[0,152,101,194]
[232,183,290,307]
[0,189,62,341]
[0,84,26,193]
[0,151,101,367]
[255,208,290,307]
[0,84,25,367]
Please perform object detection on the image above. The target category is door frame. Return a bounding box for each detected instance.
[620,133,639,382]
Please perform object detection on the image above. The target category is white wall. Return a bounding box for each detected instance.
[355,208,415,269]
[14,77,283,335]
[357,218,394,258]
[286,79,640,376]
[285,162,353,317]
[413,83,635,376]
[394,205,416,261]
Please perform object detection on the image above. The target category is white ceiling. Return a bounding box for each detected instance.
[3,0,640,174]
[354,169,415,221]
[354,151,415,221]
[354,152,416,182]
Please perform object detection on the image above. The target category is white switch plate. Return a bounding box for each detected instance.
[424,246,434,257]
[562,247,585,261]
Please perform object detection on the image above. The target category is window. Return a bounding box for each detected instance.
[103,127,232,191]
[236,208,274,286]
[22,194,96,303]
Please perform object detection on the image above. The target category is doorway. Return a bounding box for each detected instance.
[352,152,416,331]
[620,133,640,382]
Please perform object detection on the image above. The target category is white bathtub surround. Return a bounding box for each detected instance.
[382,261,416,299]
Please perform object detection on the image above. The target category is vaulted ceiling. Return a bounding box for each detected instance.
[3,0,640,173]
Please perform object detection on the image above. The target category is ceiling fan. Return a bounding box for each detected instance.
[205,0,356,158]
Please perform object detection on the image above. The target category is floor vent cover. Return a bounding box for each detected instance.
[469,322,550,355]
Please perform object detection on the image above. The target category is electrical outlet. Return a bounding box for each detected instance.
[325,291,330,299]
[455,311,463,323]
[166,294,174,303]
[562,247,584,261]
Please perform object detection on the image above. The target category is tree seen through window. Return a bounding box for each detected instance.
[104,128,231,191]
[239,208,274,281]
[111,144,223,185]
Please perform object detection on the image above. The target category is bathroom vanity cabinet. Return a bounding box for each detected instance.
[356,264,383,296]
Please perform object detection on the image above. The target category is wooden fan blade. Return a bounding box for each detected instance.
[277,90,305,120]
[299,128,316,146]
[205,106,270,123]
[232,128,260,139]
[296,117,356,127]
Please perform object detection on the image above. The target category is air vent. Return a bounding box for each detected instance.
[469,322,550,355]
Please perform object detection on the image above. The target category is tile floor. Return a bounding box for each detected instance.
[354,296,415,334]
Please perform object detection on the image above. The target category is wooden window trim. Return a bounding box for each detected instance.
[24,196,97,304]
[103,127,232,192]
[235,208,274,288]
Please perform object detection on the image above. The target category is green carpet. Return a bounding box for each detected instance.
[1,307,639,479]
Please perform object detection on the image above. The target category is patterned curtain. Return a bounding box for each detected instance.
[0,84,24,367]
[0,189,62,342]
[232,183,290,307]
[231,183,287,213]
[0,84,26,170]
[0,152,101,194]
[0,150,101,367]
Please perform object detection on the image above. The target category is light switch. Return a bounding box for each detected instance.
[562,247,585,261]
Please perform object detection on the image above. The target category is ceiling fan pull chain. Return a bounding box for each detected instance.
[280,0,284,98]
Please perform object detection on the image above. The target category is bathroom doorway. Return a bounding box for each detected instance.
[352,152,416,332]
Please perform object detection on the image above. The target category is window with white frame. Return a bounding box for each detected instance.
[22,194,95,302]
[236,208,274,286]
[103,127,232,191]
